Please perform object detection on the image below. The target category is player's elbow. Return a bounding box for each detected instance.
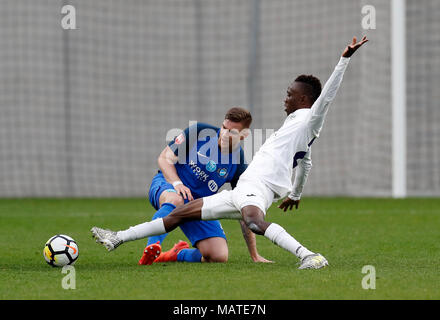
[158,147,178,167]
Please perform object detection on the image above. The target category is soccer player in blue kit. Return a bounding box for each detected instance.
[138,107,271,264]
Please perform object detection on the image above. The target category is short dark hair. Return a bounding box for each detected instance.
[225,107,252,128]
[294,74,322,103]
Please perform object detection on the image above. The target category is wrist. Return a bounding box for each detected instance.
[288,193,300,201]
[172,180,183,187]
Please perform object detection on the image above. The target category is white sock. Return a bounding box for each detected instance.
[117,218,166,243]
[264,223,314,260]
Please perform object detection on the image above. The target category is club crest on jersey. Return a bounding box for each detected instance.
[174,133,185,145]
[206,160,217,173]
[217,168,228,178]
[208,180,218,192]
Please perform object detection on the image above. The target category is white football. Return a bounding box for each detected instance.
[43,235,79,267]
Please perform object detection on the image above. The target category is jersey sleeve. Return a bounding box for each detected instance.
[307,56,350,138]
[229,148,248,189]
[288,149,312,200]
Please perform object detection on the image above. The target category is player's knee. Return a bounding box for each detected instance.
[246,221,264,235]
[243,217,268,235]
[241,207,267,235]
[162,192,184,207]
[203,250,228,263]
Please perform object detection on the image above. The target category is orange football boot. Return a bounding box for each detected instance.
[138,242,162,265]
[153,240,190,263]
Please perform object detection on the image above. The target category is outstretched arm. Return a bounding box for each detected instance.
[308,36,368,137]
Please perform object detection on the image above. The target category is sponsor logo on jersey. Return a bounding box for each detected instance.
[189,160,209,182]
[206,160,217,172]
[208,180,218,192]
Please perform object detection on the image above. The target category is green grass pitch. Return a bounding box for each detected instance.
[0,197,439,300]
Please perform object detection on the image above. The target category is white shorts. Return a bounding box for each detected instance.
[201,178,275,221]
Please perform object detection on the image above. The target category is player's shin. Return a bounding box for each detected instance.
[119,200,204,243]
[146,203,176,246]
[117,218,167,243]
[263,223,314,260]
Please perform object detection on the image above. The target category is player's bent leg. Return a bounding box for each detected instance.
[175,219,227,263]
[241,205,271,235]
[159,190,184,207]
[197,237,228,263]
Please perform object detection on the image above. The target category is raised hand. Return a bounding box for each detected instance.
[342,36,368,58]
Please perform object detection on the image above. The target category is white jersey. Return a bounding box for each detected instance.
[240,57,350,199]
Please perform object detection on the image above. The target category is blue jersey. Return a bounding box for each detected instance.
[168,123,247,199]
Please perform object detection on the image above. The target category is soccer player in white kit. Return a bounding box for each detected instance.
[92,36,368,269]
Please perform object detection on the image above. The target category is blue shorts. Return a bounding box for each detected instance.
[148,171,226,246]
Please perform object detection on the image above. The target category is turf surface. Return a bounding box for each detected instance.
[0,198,439,299]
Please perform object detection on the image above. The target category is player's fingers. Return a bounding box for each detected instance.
[260,259,274,263]
[356,37,368,48]
[186,189,193,201]
[266,260,275,263]
[179,188,187,200]
[184,188,191,200]
[352,36,357,45]
[295,202,299,209]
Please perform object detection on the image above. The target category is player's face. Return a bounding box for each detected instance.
[284,82,304,115]
[219,119,248,153]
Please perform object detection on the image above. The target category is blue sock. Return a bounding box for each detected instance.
[177,248,203,263]
[146,203,176,246]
